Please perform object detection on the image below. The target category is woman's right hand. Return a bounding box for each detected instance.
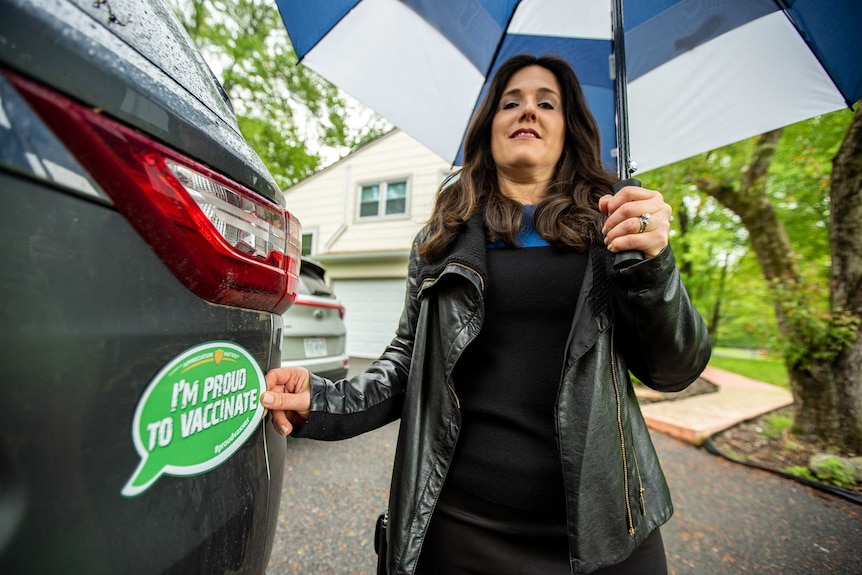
[262,367,312,436]
[598,184,671,258]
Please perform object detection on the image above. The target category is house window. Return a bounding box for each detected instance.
[301,231,314,256]
[358,179,408,218]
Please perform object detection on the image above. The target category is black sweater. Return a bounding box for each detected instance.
[447,245,587,516]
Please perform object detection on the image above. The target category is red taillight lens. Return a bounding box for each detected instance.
[294,297,346,320]
[6,70,300,313]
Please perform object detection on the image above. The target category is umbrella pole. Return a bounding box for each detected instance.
[611,0,644,270]
[612,0,635,181]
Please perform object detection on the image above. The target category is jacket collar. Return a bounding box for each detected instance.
[416,214,489,294]
[415,214,615,313]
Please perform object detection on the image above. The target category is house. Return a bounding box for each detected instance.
[285,129,453,358]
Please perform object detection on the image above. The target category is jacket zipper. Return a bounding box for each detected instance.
[411,260,479,570]
[447,384,461,409]
[442,262,480,412]
[418,261,481,415]
[609,324,645,536]
[633,442,646,517]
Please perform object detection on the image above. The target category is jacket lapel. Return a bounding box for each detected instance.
[416,214,488,296]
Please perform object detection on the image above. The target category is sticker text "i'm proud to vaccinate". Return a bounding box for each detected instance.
[122,342,266,497]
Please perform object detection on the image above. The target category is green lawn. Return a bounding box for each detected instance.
[708,351,790,390]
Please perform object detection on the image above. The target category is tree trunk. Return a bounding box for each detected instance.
[708,255,729,340]
[703,130,800,290]
[794,107,862,450]
[675,199,694,280]
[701,119,862,452]
[699,129,801,331]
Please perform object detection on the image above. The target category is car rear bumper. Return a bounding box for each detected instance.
[281,353,349,381]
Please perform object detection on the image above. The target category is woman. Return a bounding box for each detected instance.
[262,54,711,574]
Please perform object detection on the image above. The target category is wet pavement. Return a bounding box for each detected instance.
[265,360,862,574]
[267,421,398,575]
[656,433,862,574]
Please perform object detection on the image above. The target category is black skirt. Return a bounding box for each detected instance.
[415,485,667,575]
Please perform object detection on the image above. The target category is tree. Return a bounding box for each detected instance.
[670,109,861,451]
[643,141,771,348]
[172,0,388,188]
[646,112,850,350]
[820,107,862,450]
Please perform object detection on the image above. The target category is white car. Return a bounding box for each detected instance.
[281,258,349,380]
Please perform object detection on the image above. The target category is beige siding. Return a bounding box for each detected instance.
[284,130,452,354]
[316,257,409,280]
[284,130,452,270]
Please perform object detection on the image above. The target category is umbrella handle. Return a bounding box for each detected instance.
[612,178,645,271]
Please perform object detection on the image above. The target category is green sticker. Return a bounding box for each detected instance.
[122,341,266,497]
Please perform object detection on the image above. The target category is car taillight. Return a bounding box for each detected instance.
[5,69,300,314]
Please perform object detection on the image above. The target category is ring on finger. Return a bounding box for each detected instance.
[638,212,651,234]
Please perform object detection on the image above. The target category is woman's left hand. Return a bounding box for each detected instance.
[599,184,671,259]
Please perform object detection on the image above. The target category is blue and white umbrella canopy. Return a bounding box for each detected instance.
[277,0,861,174]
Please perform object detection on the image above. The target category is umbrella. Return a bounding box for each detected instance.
[276,0,861,176]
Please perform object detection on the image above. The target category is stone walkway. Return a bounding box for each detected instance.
[637,365,793,445]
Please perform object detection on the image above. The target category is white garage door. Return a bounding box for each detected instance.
[332,278,407,358]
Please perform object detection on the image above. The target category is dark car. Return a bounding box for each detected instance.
[0,0,300,572]
[281,258,349,380]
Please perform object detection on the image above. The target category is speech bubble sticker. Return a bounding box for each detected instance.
[122,341,266,497]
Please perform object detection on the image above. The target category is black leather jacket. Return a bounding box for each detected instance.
[295,216,711,574]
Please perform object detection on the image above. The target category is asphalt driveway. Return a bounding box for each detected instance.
[265,361,862,574]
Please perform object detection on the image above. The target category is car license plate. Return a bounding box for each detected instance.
[304,337,327,358]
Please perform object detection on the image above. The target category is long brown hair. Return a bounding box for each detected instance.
[418,54,616,263]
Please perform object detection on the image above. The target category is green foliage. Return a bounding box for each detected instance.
[816,459,857,488]
[236,116,320,185]
[642,110,854,352]
[760,411,793,439]
[770,278,861,370]
[711,253,778,349]
[787,460,858,490]
[642,141,762,347]
[769,113,850,263]
[170,0,388,188]
[783,465,817,481]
